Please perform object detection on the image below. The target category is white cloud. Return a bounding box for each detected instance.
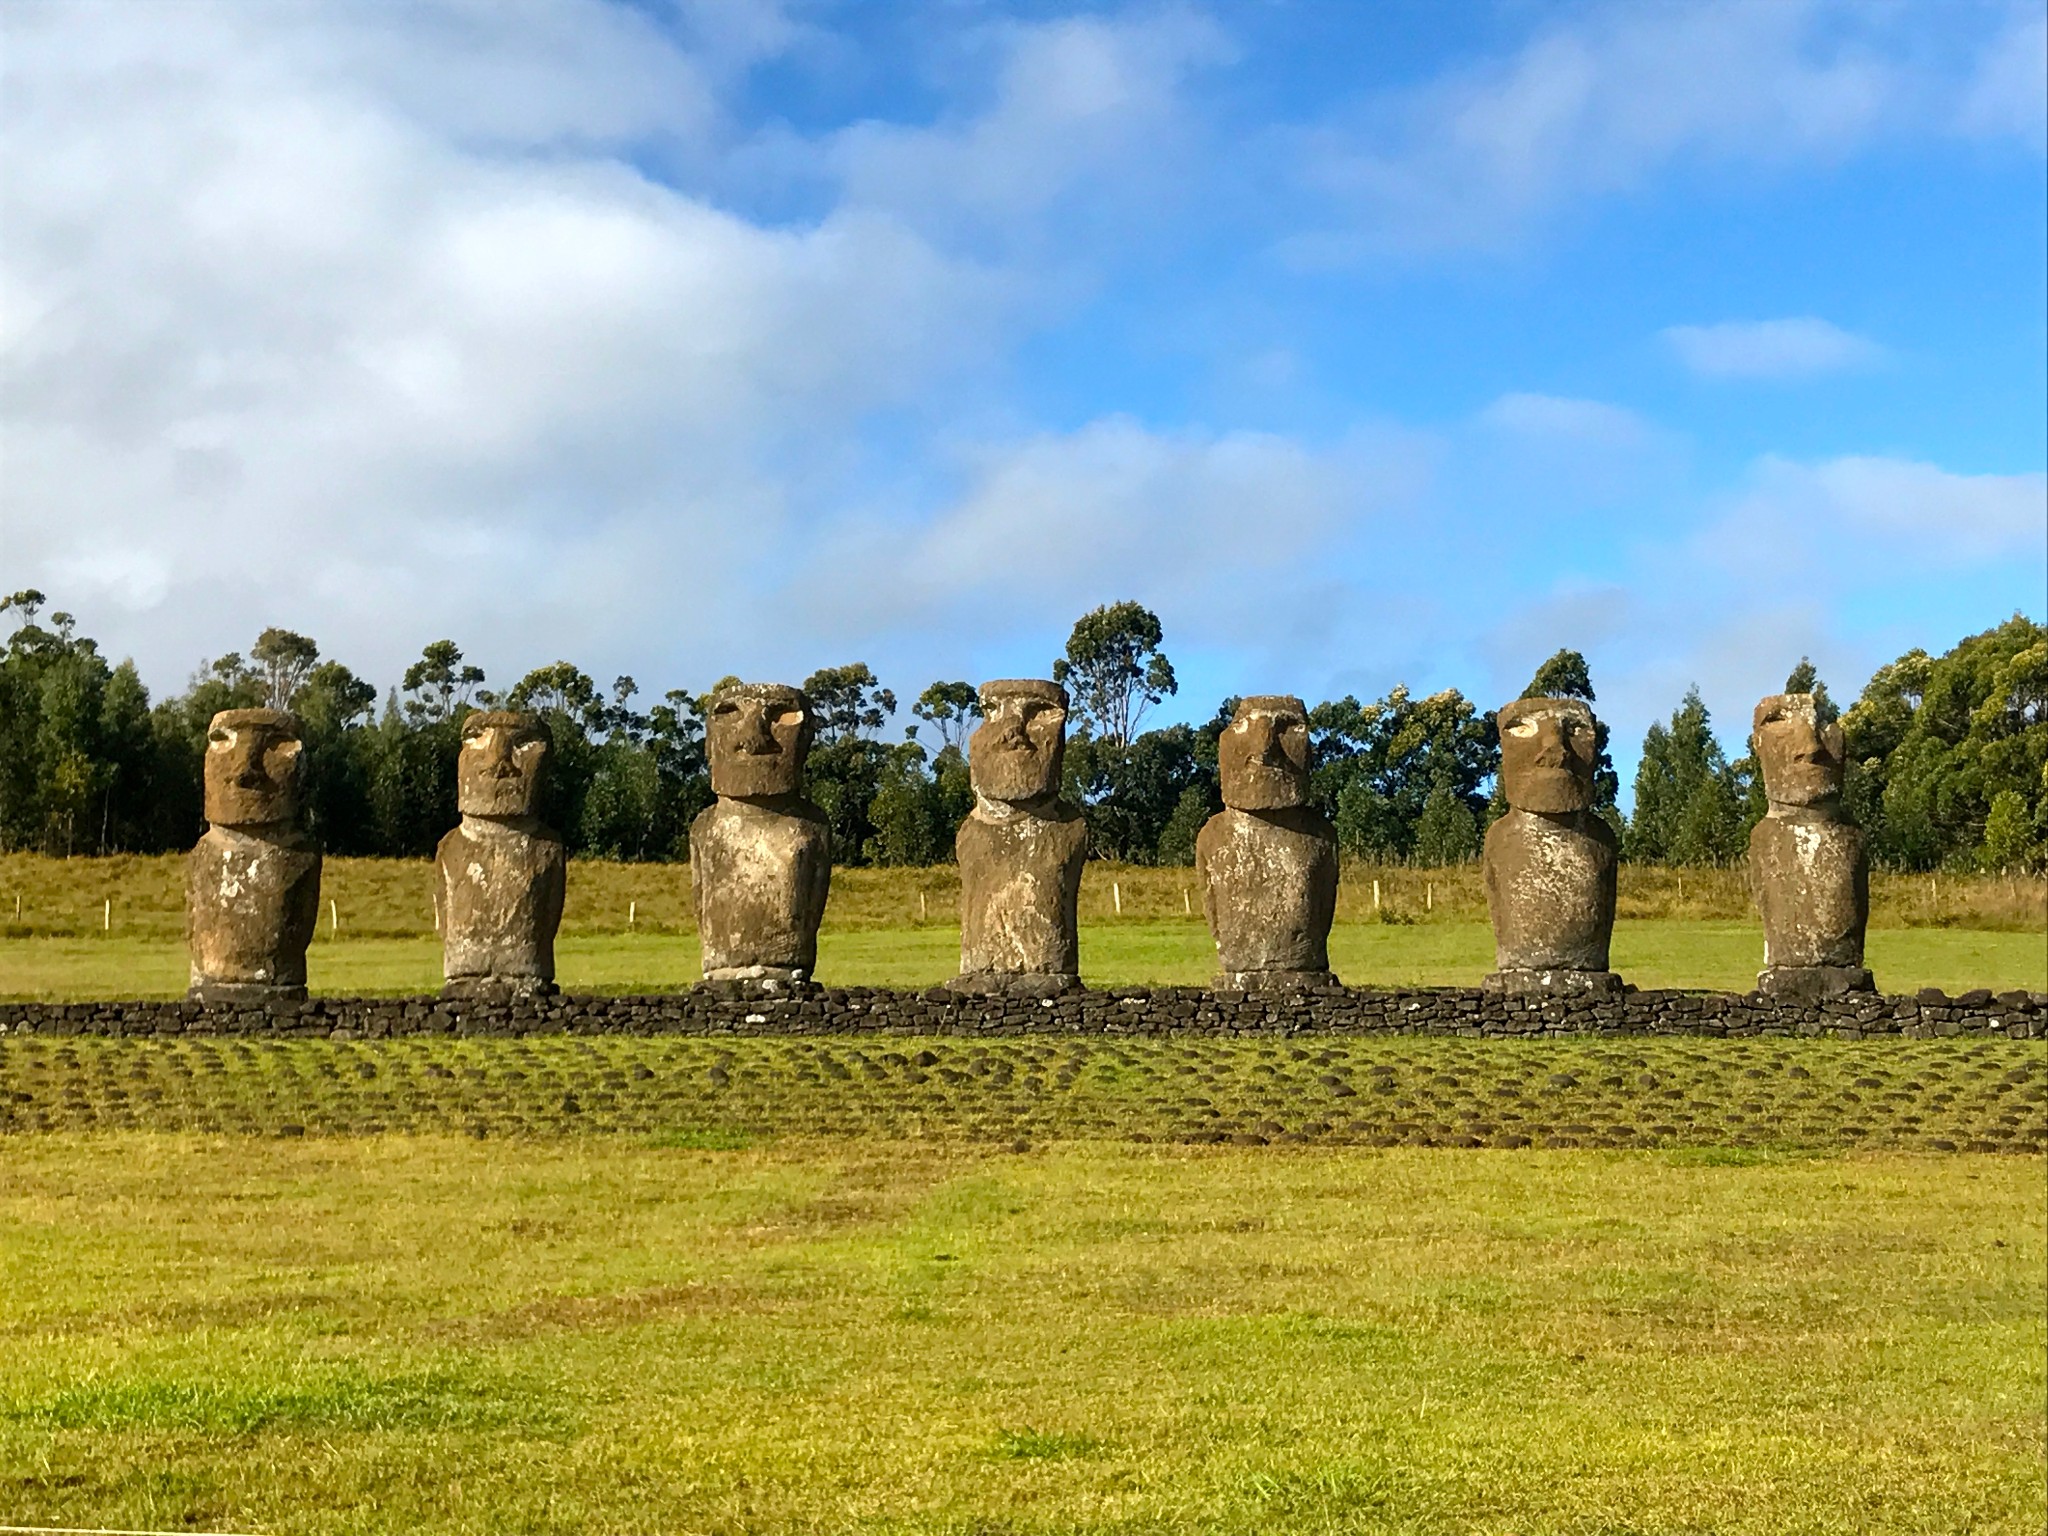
[0,0,2035,734]
[1662,317,1885,379]
[827,10,1231,251]
[1729,455,2047,561]
[1281,0,2041,259]
[1478,392,1653,445]
[787,416,1430,649]
[1958,5,2048,148]
[0,0,1091,693]
[1477,450,2045,800]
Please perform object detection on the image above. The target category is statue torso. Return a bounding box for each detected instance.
[955,802,1087,976]
[435,817,567,982]
[1749,813,1867,969]
[1196,806,1337,974]
[187,825,321,987]
[691,797,831,974]
[1483,808,1617,972]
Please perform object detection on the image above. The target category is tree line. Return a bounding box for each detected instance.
[2,592,2041,872]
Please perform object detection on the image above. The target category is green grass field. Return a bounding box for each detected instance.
[4,919,2042,1000]
[5,850,2043,1532]
[1,1134,2040,1535]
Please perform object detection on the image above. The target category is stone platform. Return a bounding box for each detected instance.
[2,984,2039,1041]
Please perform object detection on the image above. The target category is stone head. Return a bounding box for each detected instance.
[969,680,1068,803]
[457,710,551,818]
[1219,695,1312,811]
[203,708,305,827]
[1753,693,1845,810]
[707,683,814,799]
[1497,696,1599,815]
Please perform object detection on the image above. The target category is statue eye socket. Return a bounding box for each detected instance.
[1505,720,1536,738]
[207,729,231,746]
[774,709,805,729]
[712,701,738,718]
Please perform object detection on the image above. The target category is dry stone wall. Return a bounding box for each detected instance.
[4,985,2040,1041]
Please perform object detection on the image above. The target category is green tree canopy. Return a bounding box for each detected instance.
[1523,648,1595,702]
[1627,686,1746,864]
[1053,601,1177,746]
[1782,656,1840,724]
[1843,615,2047,870]
[401,640,486,725]
[1411,772,1480,865]
[250,628,320,713]
[912,680,981,752]
[1308,685,1497,861]
[803,663,896,744]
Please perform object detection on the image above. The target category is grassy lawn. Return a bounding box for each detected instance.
[5,848,2042,1535]
[0,1135,2039,1535]
[4,920,2043,1000]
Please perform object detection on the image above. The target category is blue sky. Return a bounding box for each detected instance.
[4,0,2043,794]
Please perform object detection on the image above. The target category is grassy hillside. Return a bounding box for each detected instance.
[4,852,2041,940]
[4,922,2044,1001]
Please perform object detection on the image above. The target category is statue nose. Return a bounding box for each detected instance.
[734,710,779,753]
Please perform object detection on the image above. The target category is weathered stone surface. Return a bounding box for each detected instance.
[187,708,320,1002]
[1198,696,1336,988]
[692,684,830,985]
[1755,964,1873,1004]
[1484,967,1625,999]
[1483,696,1619,994]
[1749,693,1871,997]
[953,680,1086,994]
[436,711,565,1001]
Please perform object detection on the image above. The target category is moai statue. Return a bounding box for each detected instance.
[435,711,566,1001]
[950,679,1087,996]
[1482,696,1622,997]
[186,708,321,1003]
[1748,693,1871,1000]
[1197,695,1337,990]
[690,683,831,989]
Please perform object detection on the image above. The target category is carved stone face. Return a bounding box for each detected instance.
[1753,693,1845,809]
[1219,695,1311,811]
[203,709,305,827]
[1497,696,1598,815]
[458,710,550,817]
[969,680,1067,803]
[707,684,813,799]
